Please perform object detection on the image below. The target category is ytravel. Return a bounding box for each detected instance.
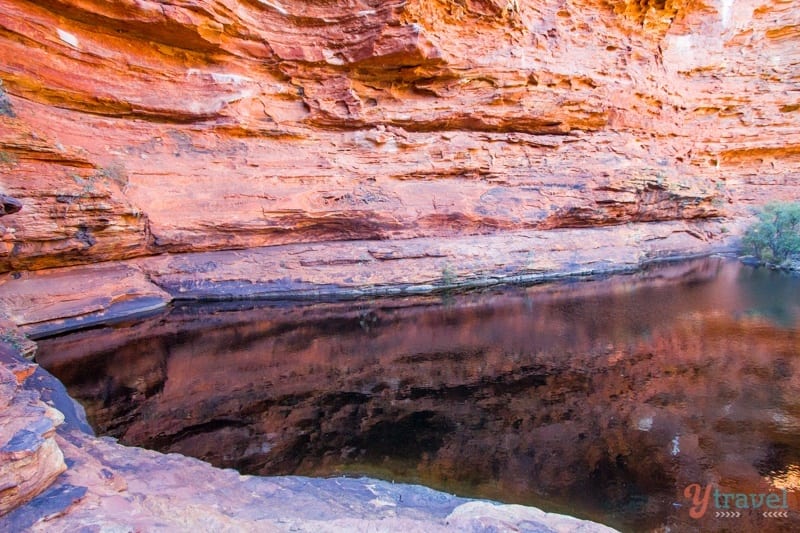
[684,483,790,519]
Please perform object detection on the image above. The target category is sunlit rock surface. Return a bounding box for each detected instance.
[1,0,798,529]
[1,0,797,271]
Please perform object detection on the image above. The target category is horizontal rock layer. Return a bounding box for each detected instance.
[1,1,795,529]
[0,221,739,338]
[0,0,797,271]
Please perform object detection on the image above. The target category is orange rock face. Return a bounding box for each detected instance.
[1,0,797,272]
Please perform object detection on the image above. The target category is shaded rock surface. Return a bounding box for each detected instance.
[0,345,66,517]
[0,263,171,338]
[0,196,21,217]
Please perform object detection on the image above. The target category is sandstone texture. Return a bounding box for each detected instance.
[1,222,740,338]
[0,262,171,338]
[0,0,797,274]
[7,431,620,532]
[0,344,66,517]
[0,0,798,530]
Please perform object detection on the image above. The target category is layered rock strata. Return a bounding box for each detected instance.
[0,222,739,338]
[1,0,797,273]
[0,0,798,529]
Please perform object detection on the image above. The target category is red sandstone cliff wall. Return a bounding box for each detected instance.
[0,0,797,271]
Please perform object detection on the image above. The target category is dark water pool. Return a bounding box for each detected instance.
[36,257,800,532]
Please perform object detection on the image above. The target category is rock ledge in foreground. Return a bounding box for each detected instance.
[0,346,66,517]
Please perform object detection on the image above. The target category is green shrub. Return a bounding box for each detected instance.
[0,79,14,117]
[741,202,800,265]
[96,162,128,189]
[0,329,23,352]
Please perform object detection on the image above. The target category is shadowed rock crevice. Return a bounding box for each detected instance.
[0,195,22,216]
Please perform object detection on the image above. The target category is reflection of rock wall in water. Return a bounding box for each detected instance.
[36,260,800,531]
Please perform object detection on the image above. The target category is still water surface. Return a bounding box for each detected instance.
[37,258,800,532]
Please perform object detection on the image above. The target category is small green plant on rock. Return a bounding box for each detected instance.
[0,328,24,352]
[96,162,129,190]
[741,202,800,267]
[0,79,14,117]
[440,264,457,286]
[71,173,95,195]
[69,163,128,198]
[0,150,17,167]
